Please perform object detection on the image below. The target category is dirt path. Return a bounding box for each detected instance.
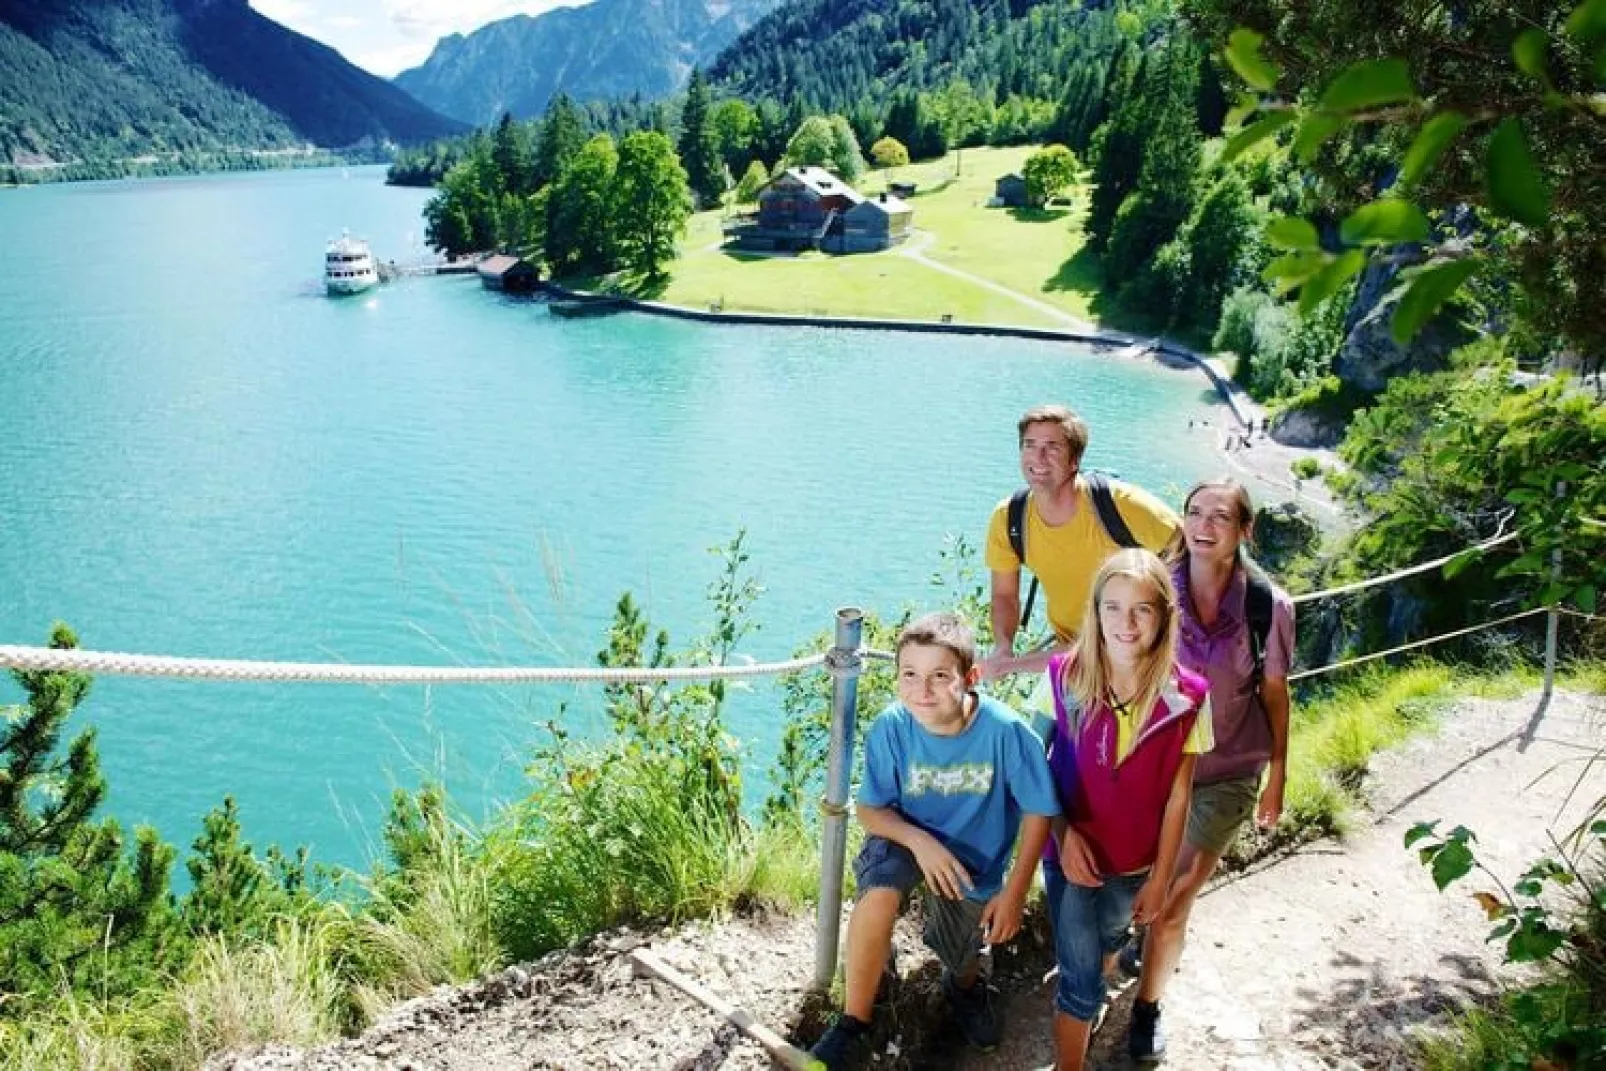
[951,688,1603,1070]
[214,689,1602,1071]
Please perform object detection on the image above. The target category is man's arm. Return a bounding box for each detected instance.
[1257,675,1291,828]
[1132,754,1196,924]
[985,568,1021,668]
[857,802,973,900]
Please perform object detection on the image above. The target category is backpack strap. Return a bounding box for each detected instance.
[1007,489,1039,630]
[1084,472,1139,548]
[1241,557,1275,685]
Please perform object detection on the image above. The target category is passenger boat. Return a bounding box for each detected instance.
[325,231,379,295]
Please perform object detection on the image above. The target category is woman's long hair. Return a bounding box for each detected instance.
[1063,548,1180,729]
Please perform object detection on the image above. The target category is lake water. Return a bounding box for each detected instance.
[0,166,1226,867]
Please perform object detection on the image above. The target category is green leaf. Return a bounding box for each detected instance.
[1441,546,1482,579]
[1319,59,1417,114]
[1266,215,1321,251]
[1507,922,1566,962]
[1486,118,1551,226]
[1298,249,1366,315]
[1576,585,1598,614]
[1222,110,1297,162]
[1567,0,1606,45]
[1391,258,1481,344]
[1294,112,1347,162]
[1340,199,1431,246]
[1430,838,1475,890]
[1225,92,1260,129]
[1263,250,1327,291]
[1513,28,1551,80]
[1400,112,1471,186]
[1225,28,1279,91]
[1404,820,1439,848]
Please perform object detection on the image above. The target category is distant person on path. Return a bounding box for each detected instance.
[980,404,1180,680]
[809,613,1060,1069]
[1038,550,1212,1071]
[1122,478,1294,1063]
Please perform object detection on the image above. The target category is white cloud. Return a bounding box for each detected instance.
[250,1,592,77]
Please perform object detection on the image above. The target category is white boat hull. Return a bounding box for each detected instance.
[325,274,378,295]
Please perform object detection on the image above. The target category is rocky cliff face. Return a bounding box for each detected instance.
[392,0,781,125]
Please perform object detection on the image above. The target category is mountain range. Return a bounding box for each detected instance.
[392,0,781,126]
[0,0,463,169]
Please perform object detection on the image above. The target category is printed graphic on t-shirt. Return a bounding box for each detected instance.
[906,762,994,796]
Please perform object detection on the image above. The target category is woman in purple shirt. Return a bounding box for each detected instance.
[1125,478,1296,1063]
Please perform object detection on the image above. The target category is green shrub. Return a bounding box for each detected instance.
[1291,457,1322,480]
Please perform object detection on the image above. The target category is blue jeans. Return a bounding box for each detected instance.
[1042,862,1148,1021]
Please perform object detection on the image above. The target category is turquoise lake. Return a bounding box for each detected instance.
[0,166,1227,868]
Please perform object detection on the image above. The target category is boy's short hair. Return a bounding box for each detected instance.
[896,612,978,676]
[1017,404,1090,465]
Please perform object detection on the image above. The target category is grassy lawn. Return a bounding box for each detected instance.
[633,145,1134,330]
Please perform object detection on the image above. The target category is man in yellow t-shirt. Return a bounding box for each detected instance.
[979,404,1180,680]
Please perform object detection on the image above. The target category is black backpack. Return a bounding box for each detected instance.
[1007,472,1137,632]
[1007,474,1275,679]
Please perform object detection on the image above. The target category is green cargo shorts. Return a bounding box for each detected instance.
[1186,776,1260,857]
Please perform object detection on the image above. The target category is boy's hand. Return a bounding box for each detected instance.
[979,887,1026,945]
[1059,827,1102,887]
[1132,875,1165,925]
[911,835,974,901]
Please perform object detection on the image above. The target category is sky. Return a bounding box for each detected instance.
[249,0,591,78]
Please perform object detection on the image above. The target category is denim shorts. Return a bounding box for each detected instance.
[1041,862,1148,1021]
[853,835,986,976]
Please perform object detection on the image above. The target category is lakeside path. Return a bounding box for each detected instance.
[897,229,1099,333]
[213,688,1603,1070]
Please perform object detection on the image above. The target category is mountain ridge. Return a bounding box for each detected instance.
[0,0,464,171]
[392,0,780,126]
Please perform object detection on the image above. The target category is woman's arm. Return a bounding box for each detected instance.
[1132,753,1196,924]
[1257,675,1291,828]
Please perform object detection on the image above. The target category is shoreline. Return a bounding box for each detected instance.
[540,279,1349,525]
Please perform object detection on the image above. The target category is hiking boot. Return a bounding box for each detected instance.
[1128,998,1167,1063]
[943,970,1002,1051]
[809,1014,870,1071]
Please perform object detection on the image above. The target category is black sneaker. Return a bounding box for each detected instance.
[943,971,1002,1051]
[809,1014,870,1071]
[1128,998,1167,1063]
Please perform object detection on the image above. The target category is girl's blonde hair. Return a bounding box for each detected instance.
[1063,548,1180,726]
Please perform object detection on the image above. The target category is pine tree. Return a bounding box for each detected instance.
[677,70,725,208]
[0,624,175,1007]
[534,93,586,189]
[491,112,535,196]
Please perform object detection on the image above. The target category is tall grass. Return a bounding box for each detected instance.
[164,915,349,1067]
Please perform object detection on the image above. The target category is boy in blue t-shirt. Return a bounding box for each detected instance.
[811,612,1060,1069]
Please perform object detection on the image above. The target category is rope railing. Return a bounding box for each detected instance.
[0,646,829,684]
[1289,530,1519,605]
[1287,607,1551,683]
[0,529,1552,684]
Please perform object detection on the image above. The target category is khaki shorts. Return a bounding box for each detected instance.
[1186,776,1260,857]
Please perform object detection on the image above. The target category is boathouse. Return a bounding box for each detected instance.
[477,255,539,293]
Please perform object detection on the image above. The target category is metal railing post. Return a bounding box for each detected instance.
[814,607,864,990]
[1540,480,1566,709]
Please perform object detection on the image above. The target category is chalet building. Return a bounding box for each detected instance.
[477,254,539,293]
[823,192,914,253]
[994,173,1028,208]
[724,166,913,254]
